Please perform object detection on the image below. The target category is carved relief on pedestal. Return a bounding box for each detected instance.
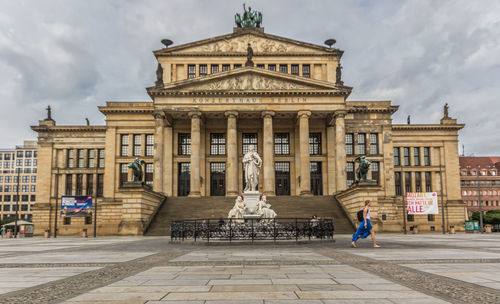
[187,74,313,91]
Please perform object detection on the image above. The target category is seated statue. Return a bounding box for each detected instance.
[256,196,277,223]
[228,196,246,221]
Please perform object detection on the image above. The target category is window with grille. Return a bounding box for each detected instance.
[97,174,104,197]
[346,133,354,155]
[86,174,93,195]
[133,135,142,156]
[145,163,153,186]
[210,133,226,155]
[76,174,83,195]
[371,162,380,184]
[67,149,74,168]
[121,135,129,156]
[428,214,435,221]
[357,133,366,155]
[291,64,299,75]
[4,186,11,192]
[222,64,230,71]
[370,133,378,154]
[268,64,276,71]
[242,133,258,154]
[275,161,290,172]
[17,151,23,158]
[22,176,29,183]
[256,64,265,69]
[395,172,402,195]
[22,185,28,192]
[13,185,18,193]
[76,149,84,168]
[407,214,414,222]
[210,162,226,173]
[233,64,242,69]
[405,172,412,192]
[65,174,72,196]
[4,196,11,203]
[309,133,322,155]
[34,151,37,158]
[425,172,432,192]
[210,64,219,74]
[16,159,22,166]
[274,133,290,155]
[199,64,207,76]
[178,133,191,155]
[64,217,71,225]
[5,176,11,183]
[394,147,400,166]
[279,64,288,73]
[98,149,105,168]
[33,159,37,166]
[30,195,35,201]
[403,147,410,166]
[424,147,430,166]
[188,64,196,78]
[302,64,310,77]
[414,147,420,166]
[120,164,128,185]
[85,216,92,225]
[31,185,35,192]
[146,135,154,156]
[88,150,95,168]
[26,151,32,157]
[347,162,355,187]
[415,172,422,192]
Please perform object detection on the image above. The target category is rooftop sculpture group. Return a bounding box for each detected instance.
[235,4,262,28]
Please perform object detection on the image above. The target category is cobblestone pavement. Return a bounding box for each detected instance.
[1,234,500,303]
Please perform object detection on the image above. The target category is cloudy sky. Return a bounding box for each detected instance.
[0,0,499,155]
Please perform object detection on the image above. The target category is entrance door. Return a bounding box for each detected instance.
[275,162,290,196]
[178,162,190,196]
[310,161,323,195]
[210,162,226,196]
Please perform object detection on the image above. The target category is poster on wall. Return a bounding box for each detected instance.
[61,196,92,217]
[406,192,439,214]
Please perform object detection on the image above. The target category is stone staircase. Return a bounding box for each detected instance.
[145,195,355,236]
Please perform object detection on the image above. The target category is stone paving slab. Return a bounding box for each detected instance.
[345,248,500,260]
[0,251,156,264]
[170,249,332,262]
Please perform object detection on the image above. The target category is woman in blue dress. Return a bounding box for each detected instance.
[351,200,381,248]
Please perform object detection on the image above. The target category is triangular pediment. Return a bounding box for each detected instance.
[155,29,342,56]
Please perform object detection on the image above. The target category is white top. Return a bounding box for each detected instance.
[366,209,371,220]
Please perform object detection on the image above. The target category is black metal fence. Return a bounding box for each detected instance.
[170,218,334,242]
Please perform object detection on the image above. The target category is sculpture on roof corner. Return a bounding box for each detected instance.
[45,105,53,120]
[443,103,449,118]
[235,4,262,28]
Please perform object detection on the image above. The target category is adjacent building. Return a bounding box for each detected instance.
[0,140,38,221]
[459,157,500,217]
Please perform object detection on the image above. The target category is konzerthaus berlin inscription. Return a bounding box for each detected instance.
[31,10,466,236]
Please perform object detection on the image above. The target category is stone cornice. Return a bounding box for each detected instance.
[31,126,107,133]
[347,105,399,114]
[392,124,465,131]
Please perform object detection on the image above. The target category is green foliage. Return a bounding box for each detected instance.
[470,212,480,222]
[470,210,500,225]
[0,217,16,226]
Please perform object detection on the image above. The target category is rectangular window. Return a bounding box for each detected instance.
[16,159,22,166]
[199,64,207,76]
[302,64,310,77]
[25,168,31,173]
[121,135,129,156]
[4,161,9,168]
[0,176,2,182]
[14,176,18,183]
[13,185,18,193]
[5,185,11,192]
[0,186,2,192]
[428,214,435,222]
[67,149,74,168]
[30,195,36,201]
[34,151,37,158]
[274,133,290,155]
[395,172,402,195]
[145,163,153,186]
[120,164,128,186]
[21,203,28,210]
[256,64,265,69]
[188,64,196,78]
[133,135,142,156]
[5,176,12,183]
[97,174,104,197]
[210,133,226,155]
[31,185,35,192]
[415,172,422,192]
[17,151,23,158]
[86,174,93,195]
[65,174,72,196]
[4,204,10,210]
[371,162,379,184]
[25,159,31,166]
[267,64,276,71]
[346,162,355,187]
[242,133,258,154]
[414,147,420,166]
[405,172,412,193]
[22,176,29,183]
[76,174,83,195]
[33,159,37,166]
[77,149,84,168]
[279,64,288,73]
[4,195,11,202]
[370,133,378,155]
[394,147,400,166]
[178,133,191,155]
[403,147,410,166]
[4,154,10,160]
[346,133,354,155]
[291,64,299,75]
[425,172,432,192]
[407,214,414,222]
[64,217,71,225]
[222,64,230,71]
[88,150,95,168]
[146,134,154,156]
[233,64,242,69]
[210,64,219,74]
[85,216,92,225]
[98,149,105,168]
[424,147,430,166]
[309,133,322,155]
[26,151,32,157]
[357,133,366,155]
[22,185,29,192]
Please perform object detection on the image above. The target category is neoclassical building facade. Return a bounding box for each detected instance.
[32,26,466,235]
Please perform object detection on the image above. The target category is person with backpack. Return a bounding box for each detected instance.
[351,200,381,248]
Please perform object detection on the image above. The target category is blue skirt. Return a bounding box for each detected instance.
[352,219,373,242]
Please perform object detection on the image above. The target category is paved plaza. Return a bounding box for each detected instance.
[1,234,500,303]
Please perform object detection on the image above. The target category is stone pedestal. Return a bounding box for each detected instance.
[242,191,261,217]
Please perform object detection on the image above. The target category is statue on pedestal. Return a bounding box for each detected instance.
[354,156,375,183]
[243,145,261,192]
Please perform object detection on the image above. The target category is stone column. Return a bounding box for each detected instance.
[326,120,336,195]
[163,125,173,196]
[334,111,347,192]
[225,111,239,196]
[262,111,275,196]
[189,111,202,197]
[153,111,165,193]
[298,110,312,195]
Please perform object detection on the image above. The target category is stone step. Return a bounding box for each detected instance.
[145,195,355,236]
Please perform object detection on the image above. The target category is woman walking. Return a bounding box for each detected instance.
[351,200,380,248]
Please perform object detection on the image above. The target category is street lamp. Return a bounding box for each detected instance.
[400,162,407,234]
[14,169,20,238]
[477,165,484,233]
[54,167,60,238]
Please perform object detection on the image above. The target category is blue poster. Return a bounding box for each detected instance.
[61,196,92,217]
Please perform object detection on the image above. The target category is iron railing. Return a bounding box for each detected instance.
[170,218,334,242]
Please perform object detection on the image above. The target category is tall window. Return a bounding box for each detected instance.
[302,64,310,78]
[199,64,207,76]
[120,164,128,185]
[371,162,379,184]
[274,133,290,155]
[370,133,378,155]
[67,149,74,168]
[405,172,412,192]
[424,147,430,166]
[414,147,420,166]
[242,133,258,154]
[256,64,265,69]
[98,149,105,168]
[178,133,191,155]
[210,133,226,155]
[425,172,432,192]
[65,174,72,196]
[146,135,154,156]
[395,172,402,195]
[121,135,129,156]
[133,135,142,156]
[309,133,322,155]
[222,64,230,72]
[291,64,299,75]
[76,174,83,195]
[415,172,422,192]
[347,162,355,187]
[346,133,354,155]
[394,147,400,166]
[210,64,219,74]
[267,64,276,71]
[86,174,93,195]
[187,64,196,78]
[77,149,84,168]
[279,64,288,73]
[357,133,366,155]
[403,147,410,166]
[17,151,23,158]
[88,150,95,168]
[97,174,104,197]
[145,163,153,186]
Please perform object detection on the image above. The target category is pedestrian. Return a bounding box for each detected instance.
[351,200,381,248]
